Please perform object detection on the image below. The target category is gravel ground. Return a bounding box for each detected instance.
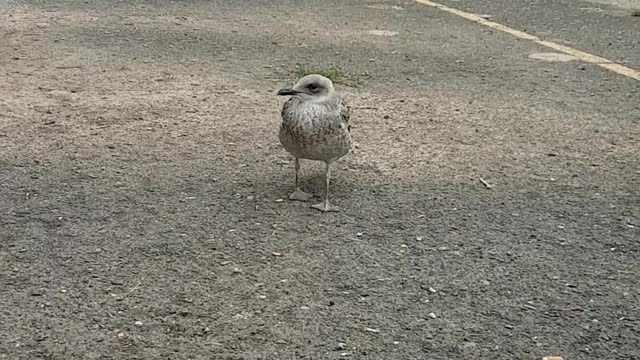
[1,0,638,359]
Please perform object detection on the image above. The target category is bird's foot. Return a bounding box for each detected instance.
[311,200,339,212]
[289,189,313,202]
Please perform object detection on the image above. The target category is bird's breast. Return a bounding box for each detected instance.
[280,104,351,161]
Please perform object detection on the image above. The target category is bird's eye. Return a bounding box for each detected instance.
[308,83,317,90]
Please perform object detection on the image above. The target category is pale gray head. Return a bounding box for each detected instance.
[277,74,335,100]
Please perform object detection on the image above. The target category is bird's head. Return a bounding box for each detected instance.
[277,74,335,100]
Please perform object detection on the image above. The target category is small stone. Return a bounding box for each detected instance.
[336,342,347,350]
[428,287,437,293]
[117,332,125,338]
[364,327,380,333]
[257,295,267,299]
[542,357,564,360]
[246,195,255,200]
[393,341,400,345]
[232,267,242,273]
[428,312,437,319]
[356,232,364,237]
[134,321,143,326]
[300,306,310,310]
[416,236,423,241]
[367,29,399,37]
[275,198,284,203]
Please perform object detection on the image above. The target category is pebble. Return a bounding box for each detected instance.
[117,332,125,338]
[367,29,398,37]
[543,357,564,360]
[364,327,380,333]
[272,252,282,257]
[336,342,347,350]
[134,321,143,326]
[275,199,284,203]
[428,312,437,319]
[300,306,310,310]
[428,287,437,293]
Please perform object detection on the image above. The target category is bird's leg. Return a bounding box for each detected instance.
[289,158,313,201]
[312,162,338,212]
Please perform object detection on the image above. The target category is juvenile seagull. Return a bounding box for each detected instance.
[277,74,352,212]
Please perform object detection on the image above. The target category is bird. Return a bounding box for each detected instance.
[276,74,352,212]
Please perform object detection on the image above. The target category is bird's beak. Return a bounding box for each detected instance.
[277,88,300,96]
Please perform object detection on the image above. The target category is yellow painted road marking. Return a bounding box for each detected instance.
[414,0,640,81]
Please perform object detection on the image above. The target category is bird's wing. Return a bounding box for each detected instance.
[339,97,351,133]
